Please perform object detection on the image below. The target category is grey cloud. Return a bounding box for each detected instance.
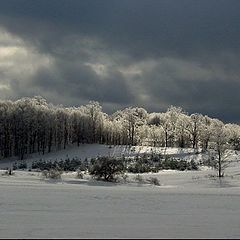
[32,58,135,106]
[0,0,240,122]
[1,0,240,59]
[130,57,240,122]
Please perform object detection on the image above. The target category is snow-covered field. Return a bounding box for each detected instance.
[1,144,240,238]
[0,144,208,169]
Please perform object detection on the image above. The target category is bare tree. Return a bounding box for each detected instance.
[210,120,231,178]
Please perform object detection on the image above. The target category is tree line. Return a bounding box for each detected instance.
[0,96,240,161]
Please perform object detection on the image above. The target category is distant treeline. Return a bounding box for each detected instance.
[0,96,240,160]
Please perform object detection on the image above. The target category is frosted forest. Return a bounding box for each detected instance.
[1,96,239,161]
[1,96,240,178]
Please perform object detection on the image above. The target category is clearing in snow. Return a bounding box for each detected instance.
[0,144,240,238]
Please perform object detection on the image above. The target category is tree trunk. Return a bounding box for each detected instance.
[165,131,168,148]
[218,150,223,178]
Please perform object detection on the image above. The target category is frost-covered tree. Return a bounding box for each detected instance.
[85,101,103,143]
[210,119,231,178]
[199,115,214,151]
[148,112,161,126]
[158,106,184,147]
[175,113,190,148]
[186,113,203,149]
[225,123,240,150]
[148,125,164,147]
[69,107,88,146]
[113,107,148,145]
[0,100,14,158]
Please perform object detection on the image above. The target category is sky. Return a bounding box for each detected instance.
[0,0,240,123]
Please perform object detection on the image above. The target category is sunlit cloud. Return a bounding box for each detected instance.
[0,1,240,122]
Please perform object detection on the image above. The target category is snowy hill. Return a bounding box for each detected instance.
[0,143,204,169]
[1,143,240,170]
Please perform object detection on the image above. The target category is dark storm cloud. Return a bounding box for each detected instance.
[1,0,240,57]
[144,73,240,123]
[0,0,240,122]
[32,58,135,105]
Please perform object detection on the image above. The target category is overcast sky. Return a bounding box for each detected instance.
[0,0,240,122]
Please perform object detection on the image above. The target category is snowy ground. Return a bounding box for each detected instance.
[1,144,240,238]
[0,144,211,169]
